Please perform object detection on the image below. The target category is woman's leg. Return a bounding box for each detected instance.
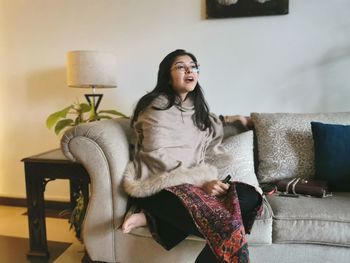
[137,190,221,262]
[126,186,259,262]
[236,183,262,233]
[195,184,260,262]
[124,183,261,234]
[195,244,220,263]
[137,190,202,237]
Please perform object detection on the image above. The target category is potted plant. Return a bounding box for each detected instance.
[46,101,128,134]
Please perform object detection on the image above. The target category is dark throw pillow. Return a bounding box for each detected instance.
[311,121,350,192]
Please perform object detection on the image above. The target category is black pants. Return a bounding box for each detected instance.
[136,183,261,263]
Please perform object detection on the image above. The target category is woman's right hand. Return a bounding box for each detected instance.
[221,115,253,130]
[201,180,230,196]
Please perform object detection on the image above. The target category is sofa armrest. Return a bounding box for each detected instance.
[61,118,131,262]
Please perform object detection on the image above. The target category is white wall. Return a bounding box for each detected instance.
[1,0,350,200]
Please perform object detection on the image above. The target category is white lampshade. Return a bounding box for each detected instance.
[66,50,118,88]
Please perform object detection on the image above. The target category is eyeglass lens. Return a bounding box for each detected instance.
[174,63,200,73]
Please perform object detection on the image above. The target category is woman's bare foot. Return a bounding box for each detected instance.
[121,212,147,234]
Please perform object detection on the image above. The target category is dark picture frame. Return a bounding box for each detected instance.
[206,0,289,19]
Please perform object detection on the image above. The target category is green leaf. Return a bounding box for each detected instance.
[54,119,74,134]
[98,110,129,118]
[79,103,91,113]
[46,106,73,129]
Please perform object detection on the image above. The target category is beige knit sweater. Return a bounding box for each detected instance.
[123,95,232,198]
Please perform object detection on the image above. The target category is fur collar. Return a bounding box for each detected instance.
[123,162,218,198]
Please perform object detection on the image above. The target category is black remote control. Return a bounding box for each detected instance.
[222,175,231,184]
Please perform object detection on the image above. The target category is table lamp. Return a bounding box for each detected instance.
[66,50,117,113]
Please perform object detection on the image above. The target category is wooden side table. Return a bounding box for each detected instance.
[22,149,90,258]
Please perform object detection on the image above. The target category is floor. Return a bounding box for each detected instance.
[0,205,84,263]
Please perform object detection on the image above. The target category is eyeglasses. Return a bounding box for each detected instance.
[172,63,200,73]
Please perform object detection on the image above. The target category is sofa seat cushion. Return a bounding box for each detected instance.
[266,193,350,247]
[128,198,273,246]
[246,197,273,245]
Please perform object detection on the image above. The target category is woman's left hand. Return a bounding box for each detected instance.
[201,180,230,196]
[220,115,253,130]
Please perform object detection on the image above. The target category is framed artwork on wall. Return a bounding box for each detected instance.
[206,0,289,19]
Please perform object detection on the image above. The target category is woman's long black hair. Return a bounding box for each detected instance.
[131,49,212,131]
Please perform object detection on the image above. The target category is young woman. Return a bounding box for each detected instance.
[122,49,262,263]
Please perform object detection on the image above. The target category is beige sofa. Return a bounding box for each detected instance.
[61,113,350,263]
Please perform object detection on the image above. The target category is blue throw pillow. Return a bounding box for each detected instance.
[311,121,350,192]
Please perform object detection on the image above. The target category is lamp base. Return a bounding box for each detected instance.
[84,93,103,112]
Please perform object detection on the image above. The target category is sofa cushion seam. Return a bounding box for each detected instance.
[273,217,350,223]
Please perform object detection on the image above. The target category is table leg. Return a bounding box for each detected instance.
[24,164,49,258]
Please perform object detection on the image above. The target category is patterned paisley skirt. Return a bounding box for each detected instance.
[142,183,262,263]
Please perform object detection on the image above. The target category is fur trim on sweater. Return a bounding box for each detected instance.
[123,162,219,198]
